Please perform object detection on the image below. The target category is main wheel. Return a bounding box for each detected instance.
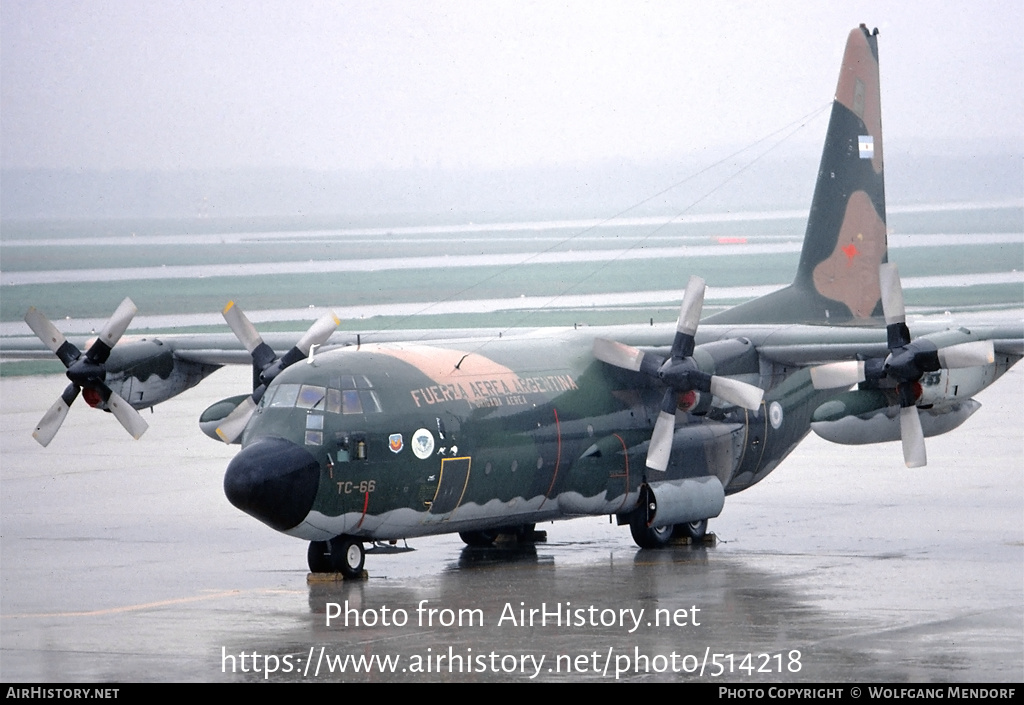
[516,523,538,543]
[673,518,708,541]
[329,535,365,579]
[459,530,498,547]
[629,515,673,549]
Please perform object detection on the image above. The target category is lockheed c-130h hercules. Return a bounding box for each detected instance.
[16,26,1023,579]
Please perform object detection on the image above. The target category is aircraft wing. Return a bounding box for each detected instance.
[6,317,1020,371]
[0,327,521,365]
[694,320,1024,367]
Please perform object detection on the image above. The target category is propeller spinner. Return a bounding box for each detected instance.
[216,302,340,443]
[810,263,994,467]
[594,276,764,472]
[25,298,149,446]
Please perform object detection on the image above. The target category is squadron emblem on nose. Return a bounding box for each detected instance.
[389,433,404,454]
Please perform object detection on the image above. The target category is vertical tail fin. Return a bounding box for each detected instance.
[708,25,887,325]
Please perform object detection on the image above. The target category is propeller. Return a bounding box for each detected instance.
[25,298,149,446]
[216,302,340,443]
[810,263,994,467]
[594,276,764,472]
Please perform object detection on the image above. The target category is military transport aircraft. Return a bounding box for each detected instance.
[13,26,1023,579]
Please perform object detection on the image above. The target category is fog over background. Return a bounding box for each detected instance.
[2,1,1021,219]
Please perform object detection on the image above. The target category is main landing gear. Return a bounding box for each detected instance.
[629,516,708,549]
[459,523,543,547]
[308,535,365,579]
[458,530,499,547]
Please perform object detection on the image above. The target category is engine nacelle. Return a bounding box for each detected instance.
[811,389,981,445]
[104,338,220,409]
[199,394,251,442]
[638,476,725,529]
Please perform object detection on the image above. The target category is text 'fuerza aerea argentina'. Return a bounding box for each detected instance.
[410,374,578,408]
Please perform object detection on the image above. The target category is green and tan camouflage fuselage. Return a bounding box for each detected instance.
[236,329,827,542]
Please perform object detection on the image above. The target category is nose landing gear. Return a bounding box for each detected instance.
[308,535,365,579]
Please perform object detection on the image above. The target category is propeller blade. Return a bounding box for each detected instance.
[222,301,265,354]
[646,390,678,472]
[593,338,646,371]
[97,297,138,349]
[810,360,867,389]
[879,263,906,327]
[295,311,341,356]
[105,389,149,440]
[899,405,927,468]
[708,376,764,411]
[216,396,258,444]
[676,276,706,339]
[937,340,995,368]
[86,298,139,364]
[25,307,68,354]
[32,384,80,447]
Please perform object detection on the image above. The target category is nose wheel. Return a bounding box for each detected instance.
[308,535,365,579]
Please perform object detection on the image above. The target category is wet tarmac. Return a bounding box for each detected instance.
[1,365,1022,682]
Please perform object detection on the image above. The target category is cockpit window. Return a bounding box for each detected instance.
[263,379,381,414]
[258,386,274,409]
[296,384,326,409]
[342,390,362,414]
[269,384,300,408]
[326,388,342,414]
[339,380,381,414]
[360,390,382,413]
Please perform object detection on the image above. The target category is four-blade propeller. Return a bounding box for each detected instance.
[593,276,764,472]
[215,302,340,443]
[25,298,149,447]
[810,263,994,467]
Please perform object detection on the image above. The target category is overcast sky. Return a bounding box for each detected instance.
[2,1,1021,172]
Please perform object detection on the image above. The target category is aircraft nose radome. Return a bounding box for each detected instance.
[224,438,320,532]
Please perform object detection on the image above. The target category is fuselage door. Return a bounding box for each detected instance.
[425,456,472,519]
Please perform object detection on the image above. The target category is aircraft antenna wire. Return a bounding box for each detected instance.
[359,101,830,345]
[461,101,832,352]
[514,103,831,318]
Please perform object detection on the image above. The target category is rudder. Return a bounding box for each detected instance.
[708,25,887,326]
